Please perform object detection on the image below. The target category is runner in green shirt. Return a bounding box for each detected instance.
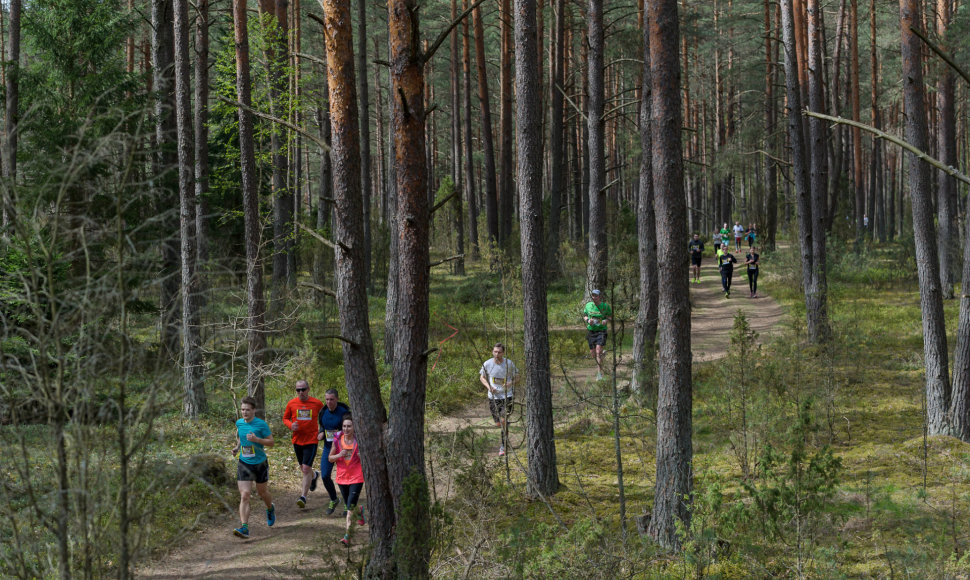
[583,289,613,380]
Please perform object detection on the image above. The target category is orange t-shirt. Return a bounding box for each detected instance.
[283,397,324,445]
[333,434,364,485]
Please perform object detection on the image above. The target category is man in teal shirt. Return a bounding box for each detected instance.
[232,396,276,538]
[583,289,613,380]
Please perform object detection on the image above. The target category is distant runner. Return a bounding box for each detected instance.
[583,289,613,380]
[712,230,722,252]
[232,397,276,539]
[328,415,366,546]
[689,234,704,284]
[746,223,757,248]
[282,379,324,509]
[733,221,744,251]
[317,389,351,516]
[717,247,738,298]
[745,246,760,298]
[480,343,517,456]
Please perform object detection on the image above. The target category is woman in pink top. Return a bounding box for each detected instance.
[328,414,365,545]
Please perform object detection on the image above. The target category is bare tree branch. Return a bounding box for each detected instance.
[296,222,337,250]
[430,254,465,267]
[298,281,336,297]
[422,0,489,64]
[910,26,970,87]
[216,95,329,151]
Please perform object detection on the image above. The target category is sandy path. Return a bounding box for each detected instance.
[138,273,786,578]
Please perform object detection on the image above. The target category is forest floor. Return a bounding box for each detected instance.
[137,268,786,579]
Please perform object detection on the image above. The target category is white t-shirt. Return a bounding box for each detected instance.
[733,224,744,238]
[481,358,517,400]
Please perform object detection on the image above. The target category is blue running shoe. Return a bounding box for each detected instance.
[266,503,276,527]
[233,524,249,539]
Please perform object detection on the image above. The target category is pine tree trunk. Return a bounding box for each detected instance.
[935,0,957,299]
[900,0,951,436]
[585,0,607,293]
[850,0,864,242]
[387,0,432,571]
[545,0,565,272]
[645,0,692,551]
[474,5,499,246]
[763,0,778,251]
[631,26,657,394]
[461,0,479,258]
[807,0,831,343]
[450,0,465,274]
[320,0,396,568]
[173,0,205,417]
[233,0,267,415]
[357,0,374,293]
[514,0,559,498]
[194,0,210,268]
[3,0,19,184]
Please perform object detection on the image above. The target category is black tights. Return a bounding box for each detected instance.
[748,269,758,294]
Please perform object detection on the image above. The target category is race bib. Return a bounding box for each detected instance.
[491,377,505,386]
[241,445,255,458]
[325,429,336,442]
[297,409,312,420]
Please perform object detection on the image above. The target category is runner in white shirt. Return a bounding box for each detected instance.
[480,343,517,457]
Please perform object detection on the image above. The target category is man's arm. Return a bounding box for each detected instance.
[231,433,240,456]
[282,402,296,431]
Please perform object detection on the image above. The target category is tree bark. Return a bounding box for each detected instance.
[935,0,957,299]
[498,0,514,244]
[545,0,565,272]
[357,0,374,293]
[474,4,499,246]
[631,23,657,394]
[645,0,692,551]
[450,0,465,274]
[173,0,205,417]
[763,0,778,251]
[233,0,267,415]
[320,0,396,569]
[461,0,479,258]
[194,0,210,267]
[806,0,831,343]
[152,0,181,362]
[850,0,864,242]
[585,0,607,294]
[387,0,432,571]
[900,0,951,436]
[513,0,559,498]
[4,0,19,184]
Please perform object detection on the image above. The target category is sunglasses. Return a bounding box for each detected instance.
[296,388,308,392]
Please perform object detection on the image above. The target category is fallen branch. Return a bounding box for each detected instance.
[430,254,464,268]
[297,222,337,250]
[804,111,970,187]
[431,190,458,214]
[298,281,336,297]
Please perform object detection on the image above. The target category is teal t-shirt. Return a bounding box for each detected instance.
[236,417,271,465]
[584,301,612,331]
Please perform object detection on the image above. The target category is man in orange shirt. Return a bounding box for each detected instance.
[282,379,325,508]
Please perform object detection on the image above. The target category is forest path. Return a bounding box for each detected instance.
[137,266,786,579]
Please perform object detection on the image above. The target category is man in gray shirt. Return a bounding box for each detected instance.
[480,343,517,456]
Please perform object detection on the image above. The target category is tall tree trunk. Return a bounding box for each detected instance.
[499,0,514,244]
[870,0,885,242]
[461,0,480,258]
[645,0,691,551]
[781,0,823,344]
[194,0,210,267]
[152,0,181,362]
[450,0,465,274]
[763,0,778,251]
[631,24,657,393]
[514,0,559,498]
[900,0,951,435]
[585,0,607,293]
[545,0,565,271]
[936,0,957,299]
[384,123,399,366]
[850,0,864,243]
[320,0,396,569]
[474,4,499,246]
[807,0,831,343]
[233,0,267,415]
[387,0,432,572]
[357,0,374,293]
[4,0,19,185]
[173,0,205,417]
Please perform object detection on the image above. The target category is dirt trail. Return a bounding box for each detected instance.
[138,271,785,579]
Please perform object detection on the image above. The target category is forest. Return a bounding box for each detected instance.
[2,0,970,576]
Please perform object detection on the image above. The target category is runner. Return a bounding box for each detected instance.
[328,415,366,546]
[712,230,722,253]
[717,246,738,298]
[746,223,757,248]
[745,246,760,298]
[317,389,351,516]
[282,379,324,509]
[231,397,276,539]
[583,289,613,380]
[480,343,517,456]
[719,223,731,250]
[689,233,704,284]
[733,221,744,251]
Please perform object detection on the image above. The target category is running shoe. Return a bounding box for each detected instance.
[233,525,249,539]
[498,445,505,457]
[326,499,338,515]
[266,503,276,527]
[357,508,366,527]
[341,534,351,546]
[297,495,307,509]
[310,470,320,492]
